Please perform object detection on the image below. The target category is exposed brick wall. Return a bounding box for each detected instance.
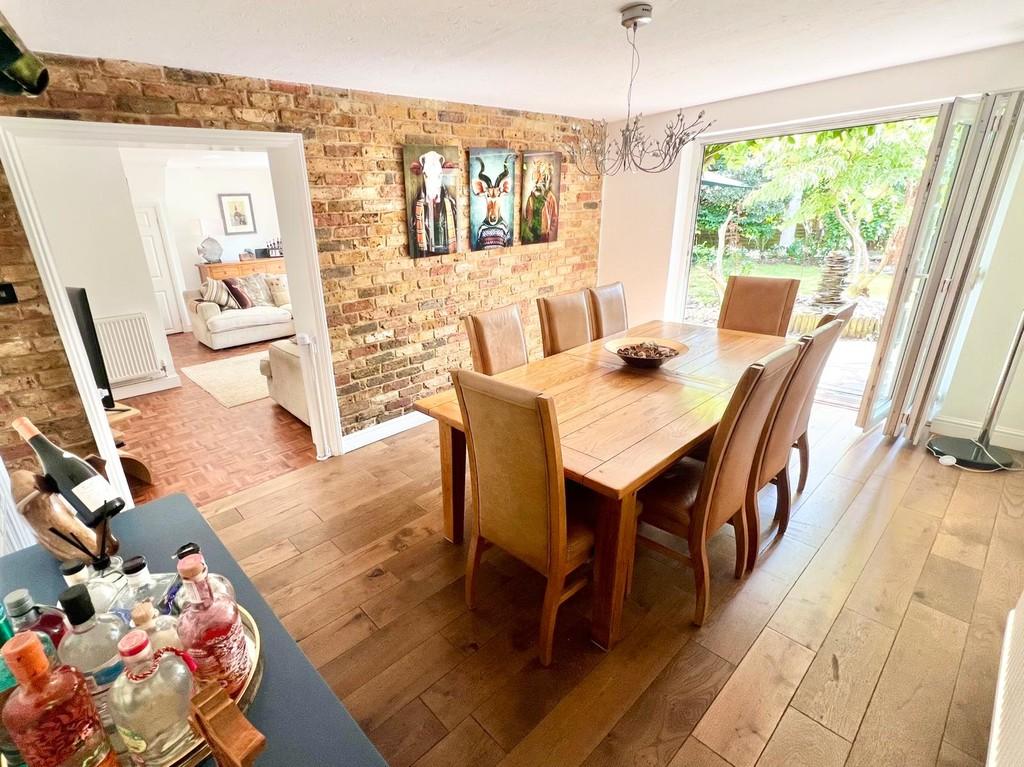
[0,54,601,466]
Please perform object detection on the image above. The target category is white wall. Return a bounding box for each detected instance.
[598,42,1024,324]
[17,142,176,387]
[932,134,1024,446]
[163,161,280,291]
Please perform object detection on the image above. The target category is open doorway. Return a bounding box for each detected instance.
[0,119,343,507]
[682,116,937,409]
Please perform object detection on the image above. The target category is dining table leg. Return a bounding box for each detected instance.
[591,491,638,650]
[438,421,466,544]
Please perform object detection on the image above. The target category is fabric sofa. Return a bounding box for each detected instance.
[260,339,309,424]
[184,289,294,350]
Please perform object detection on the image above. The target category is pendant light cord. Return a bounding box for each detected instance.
[625,24,641,124]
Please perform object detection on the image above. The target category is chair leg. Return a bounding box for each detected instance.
[539,571,566,666]
[744,485,761,574]
[732,511,748,579]
[691,541,711,626]
[796,431,810,493]
[465,533,484,609]
[775,465,793,536]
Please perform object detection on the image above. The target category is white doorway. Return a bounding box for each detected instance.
[0,118,345,506]
[134,204,184,335]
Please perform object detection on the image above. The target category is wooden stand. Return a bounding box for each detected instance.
[189,684,266,767]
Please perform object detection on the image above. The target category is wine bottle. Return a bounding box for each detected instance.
[11,417,124,528]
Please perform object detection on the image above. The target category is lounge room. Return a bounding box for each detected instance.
[0,3,1022,767]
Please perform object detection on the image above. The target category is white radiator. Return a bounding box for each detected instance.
[95,313,163,385]
[988,590,1024,766]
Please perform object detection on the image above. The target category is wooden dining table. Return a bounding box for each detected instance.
[413,320,790,650]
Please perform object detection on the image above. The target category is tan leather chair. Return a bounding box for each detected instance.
[587,282,628,338]
[464,304,529,375]
[717,275,800,336]
[536,290,594,357]
[744,320,845,571]
[634,344,799,624]
[453,368,593,666]
[790,303,857,492]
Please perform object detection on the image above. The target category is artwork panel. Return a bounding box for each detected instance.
[468,148,517,251]
[520,151,561,245]
[218,193,257,235]
[403,144,461,259]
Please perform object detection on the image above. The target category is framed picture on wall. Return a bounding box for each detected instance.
[218,193,257,235]
[521,151,561,244]
[469,148,516,251]
[403,145,461,258]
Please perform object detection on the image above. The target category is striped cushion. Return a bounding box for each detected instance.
[200,279,240,309]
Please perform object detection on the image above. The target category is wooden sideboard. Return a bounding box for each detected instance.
[197,258,286,282]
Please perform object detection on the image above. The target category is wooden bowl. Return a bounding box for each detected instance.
[604,338,686,369]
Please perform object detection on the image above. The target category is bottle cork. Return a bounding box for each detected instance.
[2,632,50,686]
[10,417,40,441]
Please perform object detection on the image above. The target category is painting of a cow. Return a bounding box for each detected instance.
[403,144,461,258]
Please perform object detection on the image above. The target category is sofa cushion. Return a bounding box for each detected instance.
[222,277,253,309]
[200,279,239,309]
[264,274,291,307]
[206,306,292,333]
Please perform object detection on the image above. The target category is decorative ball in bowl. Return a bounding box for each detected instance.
[604,338,686,368]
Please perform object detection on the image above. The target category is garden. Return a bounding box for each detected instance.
[684,117,937,343]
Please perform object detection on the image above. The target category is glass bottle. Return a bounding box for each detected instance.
[56,585,127,732]
[115,556,179,616]
[109,629,194,766]
[1,632,117,767]
[3,589,69,648]
[130,601,182,651]
[60,560,121,614]
[175,554,250,696]
[88,554,126,592]
[171,543,234,614]
[0,656,25,766]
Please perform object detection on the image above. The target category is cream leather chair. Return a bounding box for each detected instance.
[453,369,593,665]
[464,304,529,375]
[745,320,844,571]
[635,344,799,625]
[587,283,628,338]
[536,290,594,357]
[717,276,800,337]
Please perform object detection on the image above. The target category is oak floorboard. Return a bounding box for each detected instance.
[414,718,505,767]
[936,741,985,767]
[666,737,731,767]
[298,607,377,669]
[846,601,968,767]
[753,707,850,767]
[912,553,983,623]
[368,698,448,767]
[789,609,895,741]
[691,628,814,767]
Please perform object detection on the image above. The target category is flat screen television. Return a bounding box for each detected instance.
[65,287,115,410]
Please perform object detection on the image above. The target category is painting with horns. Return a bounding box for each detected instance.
[468,149,517,251]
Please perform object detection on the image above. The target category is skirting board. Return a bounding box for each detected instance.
[342,411,433,453]
[114,374,182,401]
[929,415,1024,452]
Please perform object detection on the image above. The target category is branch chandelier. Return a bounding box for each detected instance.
[563,3,713,176]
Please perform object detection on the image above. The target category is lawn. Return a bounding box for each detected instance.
[686,258,894,306]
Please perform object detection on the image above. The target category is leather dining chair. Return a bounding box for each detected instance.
[634,344,800,625]
[744,320,845,571]
[792,302,857,492]
[537,290,594,357]
[464,304,529,375]
[587,282,629,338]
[718,275,800,336]
[453,368,594,665]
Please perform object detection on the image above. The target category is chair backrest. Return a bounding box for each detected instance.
[718,276,800,336]
[759,320,845,485]
[537,290,594,356]
[587,282,628,338]
[794,314,850,443]
[692,344,800,540]
[453,369,565,574]
[818,301,857,328]
[464,304,529,375]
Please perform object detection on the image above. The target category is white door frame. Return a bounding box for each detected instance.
[134,201,186,334]
[0,118,345,506]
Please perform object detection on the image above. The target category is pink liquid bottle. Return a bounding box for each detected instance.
[3,590,69,649]
[1,632,117,767]
[175,554,250,696]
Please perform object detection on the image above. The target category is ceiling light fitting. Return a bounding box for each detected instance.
[563,3,712,177]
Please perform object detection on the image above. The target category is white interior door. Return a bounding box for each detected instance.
[135,205,183,334]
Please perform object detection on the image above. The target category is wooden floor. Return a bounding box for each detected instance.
[119,333,317,506]
[200,401,1020,767]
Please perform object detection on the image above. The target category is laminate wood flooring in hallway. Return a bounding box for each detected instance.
[118,333,316,506]
[201,402,1018,767]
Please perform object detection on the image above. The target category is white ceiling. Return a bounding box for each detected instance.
[8,0,1024,119]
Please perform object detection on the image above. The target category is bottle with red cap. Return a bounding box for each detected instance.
[0,632,117,767]
[175,553,250,696]
[109,630,195,765]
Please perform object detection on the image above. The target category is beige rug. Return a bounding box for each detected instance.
[181,352,269,408]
